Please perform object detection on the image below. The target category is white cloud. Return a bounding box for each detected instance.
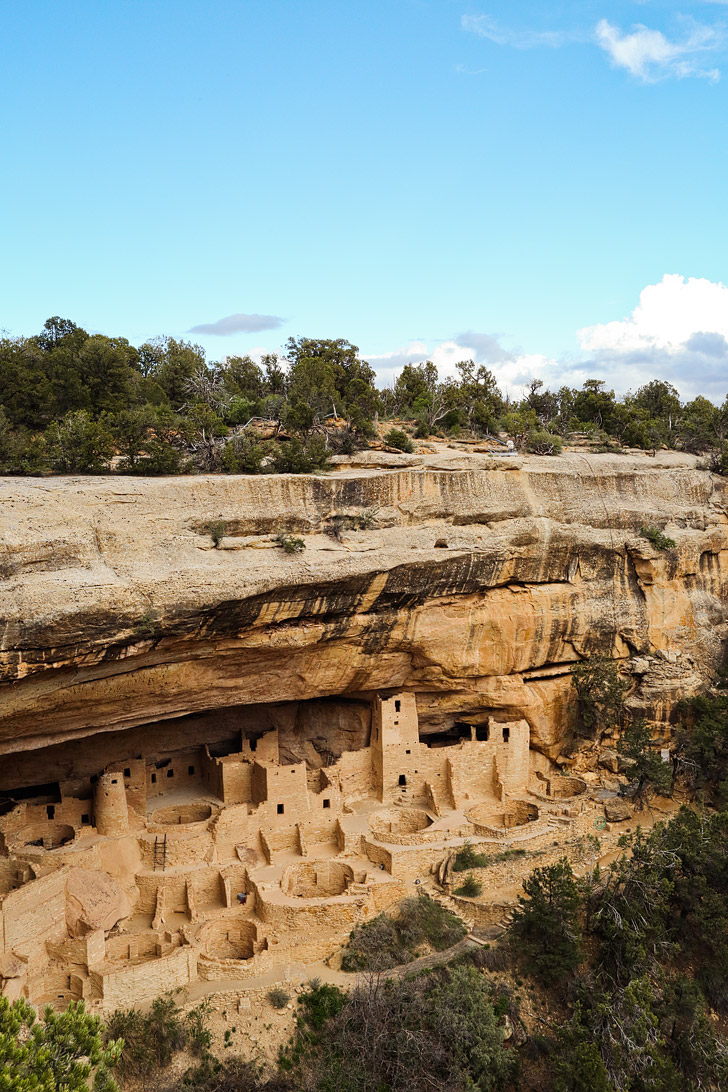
[578,274,728,398]
[595,18,722,82]
[368,275,728,403]
[189,312,284,336]
[366,334,560,399]
[461,13,571,49]
[580,274,728,353]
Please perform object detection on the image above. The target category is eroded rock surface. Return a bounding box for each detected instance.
[1,450,727,766]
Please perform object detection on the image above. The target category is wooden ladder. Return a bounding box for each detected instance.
[153,833,167,871]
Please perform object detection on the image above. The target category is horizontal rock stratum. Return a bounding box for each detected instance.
[1,449,727,762]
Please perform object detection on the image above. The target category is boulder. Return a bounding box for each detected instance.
[604,798,632,823]
[65,868,130,938]
[598,748,620,773]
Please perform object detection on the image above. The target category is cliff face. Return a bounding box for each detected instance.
[1,450,727,765]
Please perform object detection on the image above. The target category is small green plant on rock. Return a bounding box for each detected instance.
[641,524,676,550]
[455,873,483,898]
[275,532,305,553]
[206,519,227,548]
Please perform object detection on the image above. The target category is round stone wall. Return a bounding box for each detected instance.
[467,800,539,837]
[199,918,258,960]
[16,822,76,850]
[369,807,434,845]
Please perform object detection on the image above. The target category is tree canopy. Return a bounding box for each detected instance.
[2,317,728,476]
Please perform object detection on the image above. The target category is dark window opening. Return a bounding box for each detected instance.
[405,749,411,755]
[151,773,157,784]
[502,726,510,743]
[475,725,490,742]
[395,700,401,712]
[398,774,407,787]
[46,805,55,819]
[111,779,118,785]
[423,723,472,749]
[277,804,284,815]
[81,814,90,824]
[188,765,195,776]
[323,799,330,809]
[3,784,60,807]
[249,738,258,752]
[124,768,131,778]
[166,769,174,778]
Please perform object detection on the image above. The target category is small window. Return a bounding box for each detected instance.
[166,769,174,778]
[46,805,55,819]
[323,799,330,809]
[395,700,401,712]
[111,779,118,785]
[277,803,284,815]
[151,773,157,784]
[249,738,257,752]
[476,725,489,742]
[81,813,90,824]
[394,720,399,726]
[188,765,195,776]
[291,768,296,773]
[405,749,411,755]
[124,767,131,778]
[398,774,407,787]
[502,726,510,743]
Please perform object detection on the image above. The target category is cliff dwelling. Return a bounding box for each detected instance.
[0,690,586,1009]
[2,450,727,1015]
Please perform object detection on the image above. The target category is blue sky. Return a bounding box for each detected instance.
[2,0,727,398]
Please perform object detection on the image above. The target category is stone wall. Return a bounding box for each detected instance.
[93,945,198,1008]
[0,869,68,967]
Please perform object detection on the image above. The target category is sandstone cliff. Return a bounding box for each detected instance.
[1,450,727,768]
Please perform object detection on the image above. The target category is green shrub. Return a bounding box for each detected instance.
[206,519,227,547]
[455,873,483,897]
[525,429,562,455]
[383,427,414,452]
[641,524,676,550]
[271,435,330,473]
[274,532,305,554]
[220,434,270,473]
[617,717,673,805]
[453,841,490,871]
[341,895,466,971]
[510,859,582,986]
[280,966,514,1092]
[268,987,290,1009]
[571,656,627,739]
[675,691,728,805]
[1,998,122,1092]
[326,507,379,539]
[107,995,190,1079]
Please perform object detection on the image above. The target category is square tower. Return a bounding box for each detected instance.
[371,692,420,801]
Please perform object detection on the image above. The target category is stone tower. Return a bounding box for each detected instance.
[94,770,129,836]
